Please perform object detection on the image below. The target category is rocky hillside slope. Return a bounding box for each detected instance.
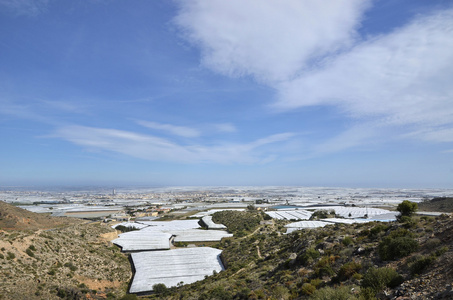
[418,197,453,213]
[0,201,79,230]
[149,211,453,300]
[0,201,131,300]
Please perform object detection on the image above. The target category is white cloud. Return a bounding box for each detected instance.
[175,1,453,155]
[405,127,453,143]
[277,9,453,123]
[276,8,453,150]
[53,125,294,164]
[137,120,201,138]
[174,0,370,83]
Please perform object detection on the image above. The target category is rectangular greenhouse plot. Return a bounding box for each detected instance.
[285,220,331,231]
[112,231,172,251]
[201,216,227,229]
[308,206,392,218]
[138,219,201,231]
[129,247,224,293]
[171,229,233,242]
[265,209,312,220]
[321,218,370,225]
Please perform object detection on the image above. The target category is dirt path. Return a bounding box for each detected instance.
[256,245,262,259]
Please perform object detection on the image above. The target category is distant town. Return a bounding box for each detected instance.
[1,186,451,222]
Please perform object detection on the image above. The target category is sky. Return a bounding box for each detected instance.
[0,0,452,188]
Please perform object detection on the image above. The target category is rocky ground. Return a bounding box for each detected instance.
[0,202,131,300]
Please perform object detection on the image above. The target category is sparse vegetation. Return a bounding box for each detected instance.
[1,198,452,299]
[361,267,403,293]
[378,228,419,260]
[211,210,262,234]
[115,225,140,233]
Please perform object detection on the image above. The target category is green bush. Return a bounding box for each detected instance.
[361,267,403,293]
[301,283,316,295]
[342,236,353,246]
[336,261,362,282]
[378,236,418,261]
[409,255,436,276]
[271,286,289,300]
[424,238,441,250]
[300,247,320,265]
[64,262,77,271]
[310,210,334,220]
[152,283,168,295]
[399,216,418,228]
[368,224,389,237]
[6,252,15,260]
[435,246,448,256]
[314,256,335,277]
[26,248,35,257]
[115,225,139,233]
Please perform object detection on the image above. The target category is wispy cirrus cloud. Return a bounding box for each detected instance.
[136,120,237,138]
[52,125,295,164]
[0,0,50,16]
[137,120,201,138]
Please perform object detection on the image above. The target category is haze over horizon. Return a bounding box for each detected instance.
[1,0,453,188]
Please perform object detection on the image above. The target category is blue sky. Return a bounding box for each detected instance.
[1,0,452,188]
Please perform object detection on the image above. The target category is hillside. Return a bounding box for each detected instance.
[0,201,131,300]
[418,197,453,213]
[0,201,79,231]
[146,211,453,300]
[1,200,452,299]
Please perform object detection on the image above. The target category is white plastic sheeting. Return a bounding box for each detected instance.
[265,206,393,220]
[129,247,224,293]
[172,229,232,242]
[320,218,370,225]
[285,221,331,234]
[139,220,201,231]
[201,216,227,229]
[309,206,392,218]
[112,219,231,251]
[265,209,312,220]
[113,231,172,251]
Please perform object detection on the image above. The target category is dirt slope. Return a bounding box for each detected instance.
[0,201,79,231]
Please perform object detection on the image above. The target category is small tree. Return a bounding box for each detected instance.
[397,200,418,217]
[152,283,168,295]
